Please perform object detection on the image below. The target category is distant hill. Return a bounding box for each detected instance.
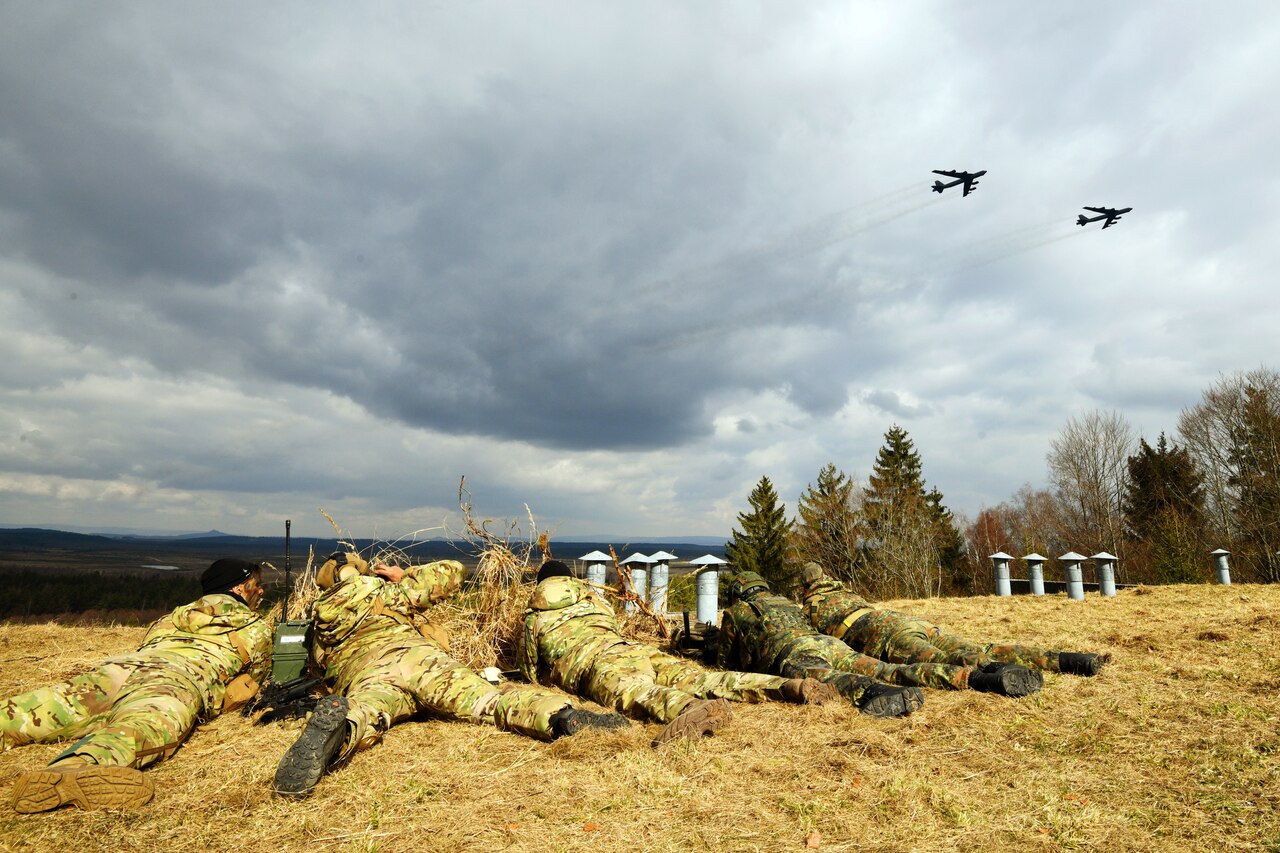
[0,528,727,563]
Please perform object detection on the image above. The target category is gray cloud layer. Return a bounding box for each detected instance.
[2,2,1277,538]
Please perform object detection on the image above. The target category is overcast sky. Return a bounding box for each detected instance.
[1,2,1276,541]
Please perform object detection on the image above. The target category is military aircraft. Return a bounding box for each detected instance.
[1076,206,1132,229]
[931,169,987,196]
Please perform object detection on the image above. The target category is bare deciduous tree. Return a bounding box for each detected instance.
[962,485,1068,593]
[1178,367,1280,582]
[1046,409,1135,574]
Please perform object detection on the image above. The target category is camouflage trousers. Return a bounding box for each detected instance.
[579,640,789,724]
[777,633,972,691]
[332,639,573,752]
[845,610,1061,672]
[0,658,204,768]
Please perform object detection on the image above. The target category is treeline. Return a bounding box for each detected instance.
[726,425,965,600]
[967,366,1280,589]
[0,571,202,620]
[723,366,1280,600]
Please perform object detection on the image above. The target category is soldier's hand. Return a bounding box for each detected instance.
[374,564,405,583]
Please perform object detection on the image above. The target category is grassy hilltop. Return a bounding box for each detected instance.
[2,584,1278,852]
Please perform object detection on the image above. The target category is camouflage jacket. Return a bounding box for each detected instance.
[802,577,876,639]
[312,560,463,689]
[517,576,627,691]
[132,593,273,716]
[716,592,821,674]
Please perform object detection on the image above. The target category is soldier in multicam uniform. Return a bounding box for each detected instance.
[717,572,1042,711]
[2,558,273,813]
[273,552,629,799]
[798,562,1107,677]
[518,561,840,745]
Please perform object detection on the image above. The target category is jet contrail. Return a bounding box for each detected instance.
[950,223,1088,270]
[619,181,940,317]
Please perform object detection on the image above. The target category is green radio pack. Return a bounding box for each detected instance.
[270,519,314,684]
[271,618,313,683]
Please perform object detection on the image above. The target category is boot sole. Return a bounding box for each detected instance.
[274,696,349,799]
[1000,667,1043,697]
[859,687,924,718]
[652,699,733,745]
[12,765,153,813]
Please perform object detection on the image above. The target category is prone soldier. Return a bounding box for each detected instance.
[2,558,273,813]
[717,572,1042,710]
[273,553,628,799]
[798,562,1107,676]
[519,560,840,745]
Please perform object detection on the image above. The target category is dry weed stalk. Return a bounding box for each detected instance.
[284,546,319,621]
[439,477,546,669]
[604,545,671,640]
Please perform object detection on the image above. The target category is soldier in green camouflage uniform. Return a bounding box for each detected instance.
[273,552,628,798]
[518,561,837,743]
[2,558,272,813]
[718,572,1041,710]
[799,562,1106,676]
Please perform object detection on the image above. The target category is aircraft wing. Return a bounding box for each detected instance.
[1083,206,1111,214]
[933,169,962,178]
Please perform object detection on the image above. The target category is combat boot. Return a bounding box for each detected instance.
[968,665,1042,697]
[856,682,924,718]
[12,759,154,813]
[549,706,631,738]
[1058,652,1107,676]
[652,698,732,746]
[780,678,841,705]
[274,695,349,799]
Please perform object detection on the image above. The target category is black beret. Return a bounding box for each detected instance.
[536,560,573,583]
[200,558,260,595]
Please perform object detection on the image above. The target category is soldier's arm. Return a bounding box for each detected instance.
[244,616,275,685]
[715,612,739,670]
[516,613,540,683]
[393,560,465,612]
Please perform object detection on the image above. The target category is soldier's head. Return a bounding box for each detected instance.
[536,560,573,584]
[799,562,828,588]
[726,571,770,603]
[201,558,264,608]
[316,551,372,590]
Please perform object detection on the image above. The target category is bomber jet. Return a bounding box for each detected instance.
[1077,206,1132,229]
[931,169,987,196]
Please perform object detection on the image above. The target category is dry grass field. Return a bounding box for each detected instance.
[2,583,1278,852]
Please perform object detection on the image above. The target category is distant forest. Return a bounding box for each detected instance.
[1,571,202,622]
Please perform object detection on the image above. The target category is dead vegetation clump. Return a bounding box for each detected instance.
[4,566,1280,849]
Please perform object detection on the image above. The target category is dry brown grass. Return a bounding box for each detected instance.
[3,584,1279,852]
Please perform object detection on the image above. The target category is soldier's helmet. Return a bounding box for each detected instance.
[727,571,770,603]
[799,562,828,587]
[316,551,372,589]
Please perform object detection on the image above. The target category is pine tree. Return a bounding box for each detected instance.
[1229,382,1280,582]
[726,476,794,594]
[859,425,963,598]
[1124,433,1204,537]
[792,463,863,588]
[1124,433,1206,584]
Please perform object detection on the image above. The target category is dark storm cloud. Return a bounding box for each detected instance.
[2,2,1279,536]
[0,2,798,451]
